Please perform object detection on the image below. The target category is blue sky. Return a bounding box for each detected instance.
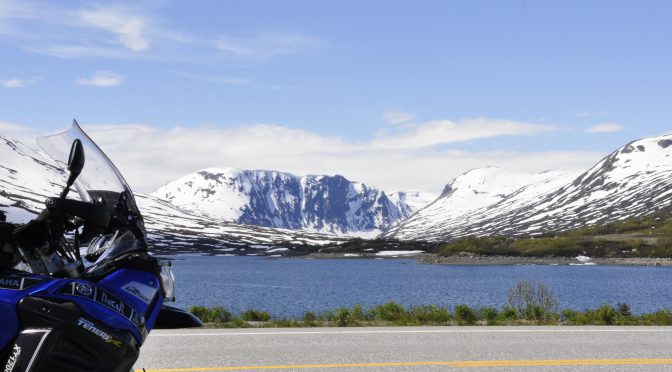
[1,0,671,193]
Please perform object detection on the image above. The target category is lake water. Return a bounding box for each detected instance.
[167,255,672,317]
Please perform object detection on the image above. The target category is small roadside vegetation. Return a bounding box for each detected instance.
[188,279,672,328]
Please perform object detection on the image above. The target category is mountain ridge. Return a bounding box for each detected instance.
[382,134,672,241]
[152,167,427,236]
[3,130,672,254]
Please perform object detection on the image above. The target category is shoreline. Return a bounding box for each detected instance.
[302,252,672,266]
[420,254,672,266]
[156,251,672,266]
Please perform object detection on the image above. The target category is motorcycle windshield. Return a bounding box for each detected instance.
[36,120,140,213]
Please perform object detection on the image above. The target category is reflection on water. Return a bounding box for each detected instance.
[169,255,672,317]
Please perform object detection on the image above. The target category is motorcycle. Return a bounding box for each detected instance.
[0,121,201,372]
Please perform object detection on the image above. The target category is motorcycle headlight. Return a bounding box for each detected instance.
[158,260,175,302]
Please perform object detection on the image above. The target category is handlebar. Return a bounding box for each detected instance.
[45,198,110,228]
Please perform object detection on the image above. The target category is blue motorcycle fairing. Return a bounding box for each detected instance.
[97,268,164,333]
[32,268,163,344]
[0,272,54,350]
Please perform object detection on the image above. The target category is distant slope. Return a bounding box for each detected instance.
[383,134,672,241]
[136,194,344,254]
[152,168,423,236]
[387,190,438,216]
[0,134,67,222]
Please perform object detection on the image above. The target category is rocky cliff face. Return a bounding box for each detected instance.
[152,168,419,236]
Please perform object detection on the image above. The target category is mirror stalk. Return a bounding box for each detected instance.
[61,139,85,199]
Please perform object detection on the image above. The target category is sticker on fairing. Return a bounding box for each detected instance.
[60,282,146,330]
[122,282,157,304]
[0,277,44,291]
[77,318,123,348]
[4,344,20,372]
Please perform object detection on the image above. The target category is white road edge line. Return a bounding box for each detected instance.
[150,329,672,337]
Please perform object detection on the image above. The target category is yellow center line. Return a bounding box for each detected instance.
[135,358,672,371]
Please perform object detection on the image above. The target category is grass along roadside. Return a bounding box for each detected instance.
[189,302,672,328]
[188,280,672,328]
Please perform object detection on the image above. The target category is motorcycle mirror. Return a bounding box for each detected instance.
[68,139,85,178]
[60,139,85,198]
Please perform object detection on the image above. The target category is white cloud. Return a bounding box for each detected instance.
[27,45,139,59]
[0,121,39,142]
[0,2,166,59]
[576,111,609,117]
[76,71,125,87]
[383,111,416,125]
[2,2,320,64]
[370,118,557,150]
[171,71,295,90]
[0,118,601,194]
[64,118,594,194]
[77,6,150,51]
[0,78,24,88]
[585,123,625,133]
[0,75,42,88]
[216,32,320,60]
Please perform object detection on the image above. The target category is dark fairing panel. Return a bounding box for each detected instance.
[153,305,203,329]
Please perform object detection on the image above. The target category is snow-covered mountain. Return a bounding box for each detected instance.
[135,194,344,254]
[0,135,67,223]
[383,134,672,241]
[6,129,672,250]
[0,134,344,254]
[387,190,438,216]
[152,168,419,236]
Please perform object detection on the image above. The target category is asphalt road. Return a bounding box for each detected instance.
[134,327,672,372]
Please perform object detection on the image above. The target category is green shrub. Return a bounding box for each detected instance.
[350,304,367,322]
[507,279,559,322]
[409,305,451,324]
[500,306,518,321]
[226,318,251,328]
[188,306,233,323]
[319,309,335,322]
[335,307,350,327]
[479,306,499,324]
[189,305,210,322]
[641,310,672,325]
[242,309,271,322]
[455,304,477,325]
[188,303,672,327]
[561,309,581,324]
[594,304,617,325]
[211,306,233,323]
[616,303,632,319]
[512,237,583,257]
[649,236,672,257]
[372,302,406,322]
[438,236,516,256]
[303,311,317,324]
[270,319,302,327]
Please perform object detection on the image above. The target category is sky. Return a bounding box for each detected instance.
[0,0,671,194]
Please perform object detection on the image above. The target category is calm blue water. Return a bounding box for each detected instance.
[168,255,672,317]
